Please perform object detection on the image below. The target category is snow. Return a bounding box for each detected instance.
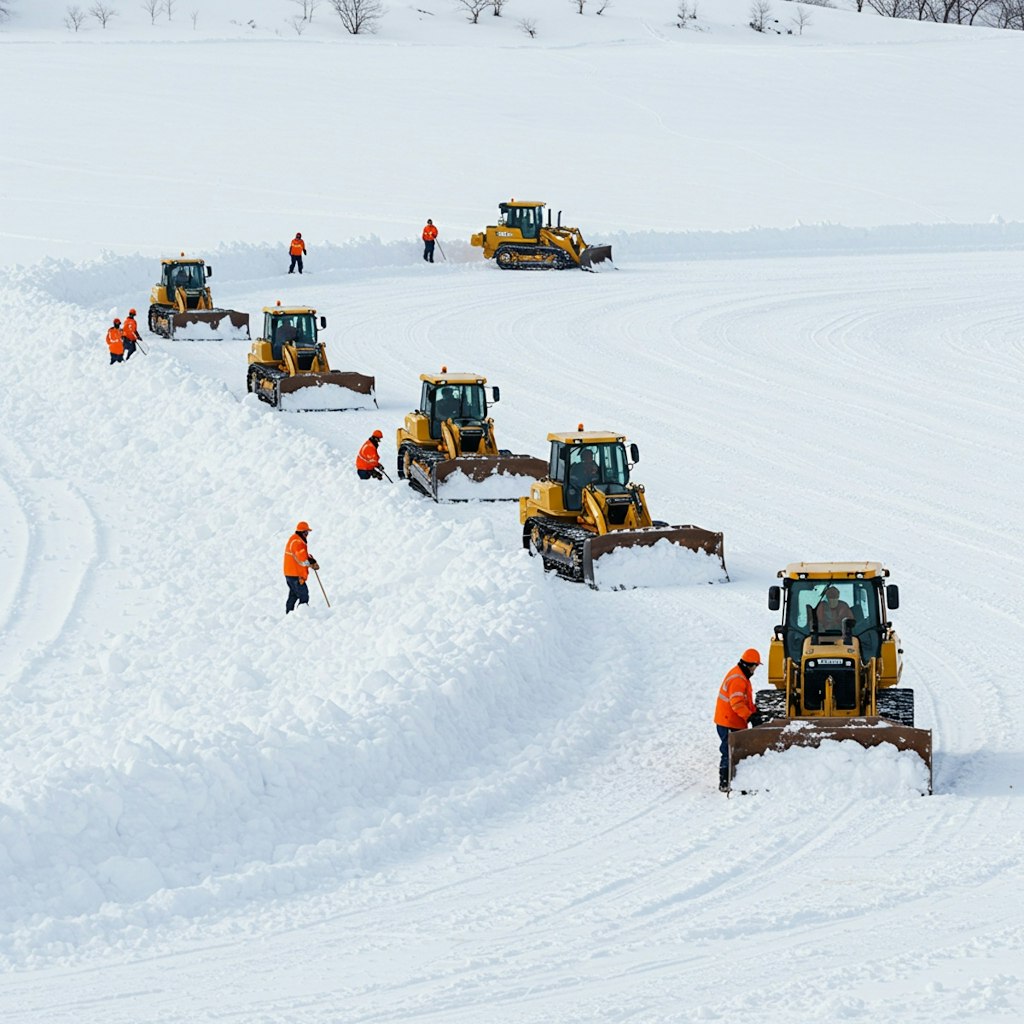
[436,469,539,501]
[731,740,932,797]
[591,538,728,590]
[2,0,1024,1021]
[276,382,376,411]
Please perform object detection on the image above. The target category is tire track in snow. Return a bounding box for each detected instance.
[0,434,101,694]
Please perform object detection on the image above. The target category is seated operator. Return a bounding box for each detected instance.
[815,585,856,631]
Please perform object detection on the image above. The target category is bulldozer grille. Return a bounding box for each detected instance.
[460,430,485,453]
[802,667,858,711]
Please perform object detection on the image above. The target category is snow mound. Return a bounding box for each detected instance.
[438,470,537,502]
[732,740,931,798]
[277,383,375,412]
[592,539,727,590]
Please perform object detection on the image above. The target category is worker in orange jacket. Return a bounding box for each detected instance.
[421,219,438,263]
[288,233,306,274]
[106,318,125,365]
[283,520,319,614]
[356,430,384,479]
[714,648,764,791]
[122,308,141,360]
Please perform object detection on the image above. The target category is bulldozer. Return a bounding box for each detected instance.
[728,562,933,793]
[147,254,250,340]
[396,369,547,501]
[519,428,728,588]
[471,200,613,271]
[246,303,376,412]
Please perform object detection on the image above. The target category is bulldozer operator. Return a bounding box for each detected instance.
[434,386,461,424]
[815,585,856,631]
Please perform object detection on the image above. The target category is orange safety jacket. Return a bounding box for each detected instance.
[289,237,306,256]
[122,316,140,342]
[283,532,311,581]
[714,665,757,730]
[106,326,124,355]
[422,224,438,242]
[356,439,380,472]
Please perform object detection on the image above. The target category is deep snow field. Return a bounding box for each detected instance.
[2,1,1024,1021]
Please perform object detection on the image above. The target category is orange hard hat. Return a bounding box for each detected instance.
[372,429,383,439]
[128,308,137,315]
[740,648,762,666]
[295,521,311,532]
[113,318,121,325]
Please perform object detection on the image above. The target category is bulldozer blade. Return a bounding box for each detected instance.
[420,454,548,502]
[583,525,728,588]
[170,309,250,340]
[278,371,377,411]
[579,245,613,271]
[728,717,933,794]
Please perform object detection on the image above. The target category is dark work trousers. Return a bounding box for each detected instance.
[717,724,740,778]
[123,339,137,360]
[109,352,123,365]
[357,469,378,480]
[285,575,309,614]
[423,240,435,263]
[289,254,304,274]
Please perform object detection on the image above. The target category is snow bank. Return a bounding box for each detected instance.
[732,740,931,797]
[0,283,642,966]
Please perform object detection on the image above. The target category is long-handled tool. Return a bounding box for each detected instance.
[378,467,394,483]
[312,567,330,608]
[436,240,447,262]
[135,338,148,356]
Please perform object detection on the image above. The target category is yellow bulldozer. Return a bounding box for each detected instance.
[246,303,376,412]
[147,254,250,340]
[395,369,547,501]
[518,427,727,588]
[728,562,933,792]
[471,200,613,271]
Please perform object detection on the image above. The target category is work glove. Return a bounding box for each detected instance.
[371,469,383,480]
[748,711,766,728]
[309,559,319,571]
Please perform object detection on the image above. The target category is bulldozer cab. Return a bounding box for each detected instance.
[163,261,209,306]
[772,574,895,664]
[549,437,637,512]
[499,202,544,240]
[265,310,320,362]
[421,379,490,440]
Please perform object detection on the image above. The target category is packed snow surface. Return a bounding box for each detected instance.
[2,0,1024,1022]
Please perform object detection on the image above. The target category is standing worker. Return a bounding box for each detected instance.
[421,219,438,263]
[283,521,319,614]
[288,232,307,274]
[713,648,764,792]
[122,308,141,360]
[106,318,125,365]
[356,430,384,479]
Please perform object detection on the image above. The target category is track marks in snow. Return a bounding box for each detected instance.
[0,435,100,694]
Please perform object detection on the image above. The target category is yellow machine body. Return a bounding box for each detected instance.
[395,370,546,500]
[729,561,933,792]
[246,305,375,411]
[470,201,613,271]
[518,429,727,587]
[147,255,250,339]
